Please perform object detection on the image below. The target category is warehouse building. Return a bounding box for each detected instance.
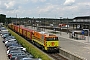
[70,16,90,30]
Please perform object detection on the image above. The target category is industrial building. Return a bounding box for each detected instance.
[70,16,90,30]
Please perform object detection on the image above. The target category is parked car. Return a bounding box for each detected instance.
[5,39,17,44]
[0,27,6,31]
[0,27,8,34]
[8,50,26,59]
[2,33,10,39]
[0,31,9,36]
[11,55,27,60]
[1,32,9,35]
[5,38,16,42]
[7,46,26,52]
[19,58,32,60]
[5,36,15,40]
[19,58,42,60]
[7,48,25,54]
[5,42,19,48]
[3,36,15,43]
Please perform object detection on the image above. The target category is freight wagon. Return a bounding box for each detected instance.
[8,24,59,52]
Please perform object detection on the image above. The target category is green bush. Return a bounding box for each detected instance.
[8,29,51,60]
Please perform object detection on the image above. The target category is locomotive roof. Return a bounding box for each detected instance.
[38,31,56,37]
[39,31,47,34]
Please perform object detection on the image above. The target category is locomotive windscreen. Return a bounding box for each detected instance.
[46,37,58,41]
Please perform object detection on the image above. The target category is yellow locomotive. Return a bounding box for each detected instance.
[32,31,59,52]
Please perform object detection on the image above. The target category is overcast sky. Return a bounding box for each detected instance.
[0,0,90,18]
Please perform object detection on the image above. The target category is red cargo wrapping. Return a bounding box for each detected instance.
[26,29,33,40]
[14,25,16,31]
[9,24,13,29]
[12,25,15,30]
[14,25,17,31]
[14,25,19,32]
[19,27,23,35]
[17,27,19,33]
[22,28,27,36]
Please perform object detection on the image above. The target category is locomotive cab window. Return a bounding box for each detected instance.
[46,37,58,41]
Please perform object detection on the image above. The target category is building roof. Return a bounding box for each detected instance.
[74,16,90,19]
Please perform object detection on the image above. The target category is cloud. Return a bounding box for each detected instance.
[77,2,90,6]
[39,0,46,2]
[64,0,75,6]
[0,0,90,18]
[4,1,15,9]
[0,1,1,5]
[37,3,56,13]
[74,2,90,15]
[38,5,54,13]
[29,0,46,3]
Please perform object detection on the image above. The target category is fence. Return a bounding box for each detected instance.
[69,33,86,40]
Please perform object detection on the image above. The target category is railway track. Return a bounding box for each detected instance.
[48,53,68,60]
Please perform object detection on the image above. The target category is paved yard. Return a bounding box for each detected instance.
[0,36,9,60]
